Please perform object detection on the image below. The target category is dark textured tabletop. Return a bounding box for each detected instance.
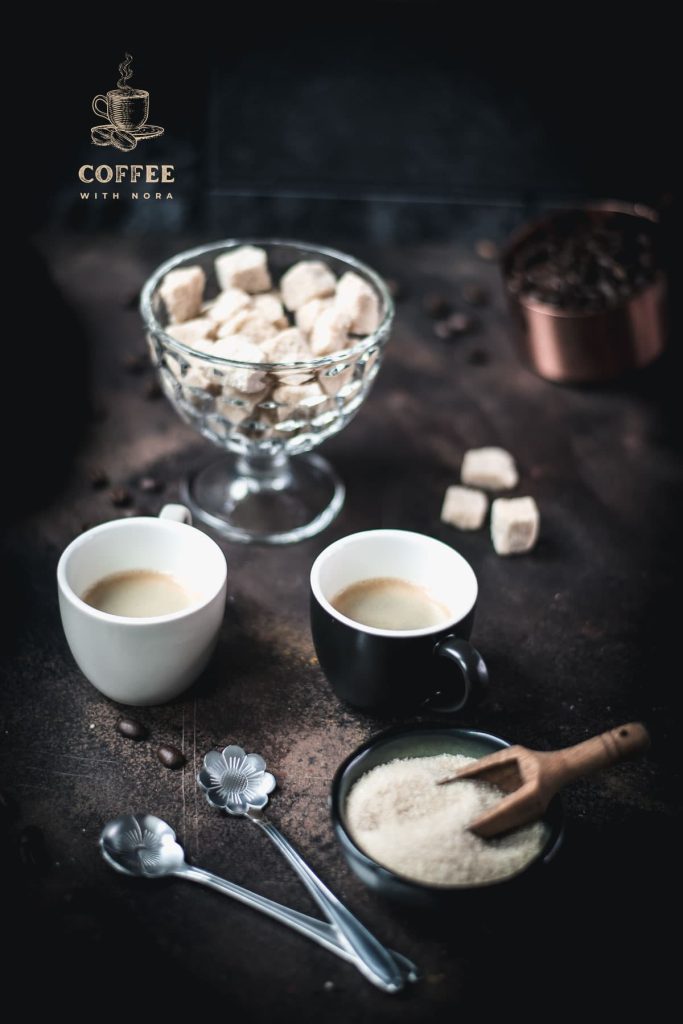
[2,229,679,1017]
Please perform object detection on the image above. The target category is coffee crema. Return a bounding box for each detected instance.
[82,570,195,618]
[331,577,452,631]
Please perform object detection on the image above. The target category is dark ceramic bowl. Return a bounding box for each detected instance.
[331,725,564,908]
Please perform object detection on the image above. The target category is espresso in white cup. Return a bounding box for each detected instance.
[57,505,227,705]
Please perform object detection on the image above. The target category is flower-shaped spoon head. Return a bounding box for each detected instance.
[100,814,186,878]
[198,745,276,815]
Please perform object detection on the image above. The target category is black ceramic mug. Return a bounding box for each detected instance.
[310,529,488,713]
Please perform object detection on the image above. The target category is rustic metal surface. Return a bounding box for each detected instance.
[1,231,678,1016]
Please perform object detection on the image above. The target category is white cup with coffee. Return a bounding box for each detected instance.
[57,505,227,705]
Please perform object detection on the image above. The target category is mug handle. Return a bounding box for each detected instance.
[159,504,192,525]
[423,636,488,713]
[92,95,109,119]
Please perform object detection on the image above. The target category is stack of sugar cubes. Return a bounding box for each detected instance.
[156,246,382,429]
[440,447,540,555]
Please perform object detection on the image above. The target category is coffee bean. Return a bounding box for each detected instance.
[123,353,148,374]
[467,349,489,366]
[18,825,50,875]
[117,717,148,740]
[433,320,454,339]
[157,744,186,770]
[423,293,451,319]
[124,289,141,310]
[507,210,659,313]
[475,239,499,261]
[462,283,488,306]
[109,487,132,508]
[88,468,109,490]
[138,476,164,494]
[145,380,163,400]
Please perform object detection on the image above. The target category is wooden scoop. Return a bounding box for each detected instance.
[436,723,650,839]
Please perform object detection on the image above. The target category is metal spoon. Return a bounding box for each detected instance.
[197,745,406,993]
[100,814,416,990]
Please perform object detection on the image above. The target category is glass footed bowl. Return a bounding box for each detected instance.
[140,239,394,544]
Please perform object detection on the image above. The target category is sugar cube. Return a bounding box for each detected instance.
[159,265,206,323]
[461,447,519,490]
[165,318,217,346]
[280,261,337,311]
[215,246,271,293]
[311,307,353,356]
[491,497,540,555]
[295,296,334,335]
[335,271,381,334]
[440,485,488,531]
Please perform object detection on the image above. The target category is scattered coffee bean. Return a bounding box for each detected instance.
[467,349,490,366]
[475,239,499,261]
[423,293,451,319]
[109,487,132,508]
[157,744,186,770]
[117,717,148,740]
[121,507,145,518]
[123,353,148,374]
[80,522,93,533]
[138,476,164,494]
[18,825,50,875]
[87,467,109,490]
[145,380,163,400]
[124,288,141,310]
[433,320,453,339]
[462,283,488,306]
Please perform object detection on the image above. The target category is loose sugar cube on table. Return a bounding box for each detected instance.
[491,496,540,555]
[440,485,488,531]
[165,317,217,346]
[159,265,206,323]
[280,260,337,311]
[335,271,381,334]
[311,307,353,356]
[461,447,519,490]
[215,246,271,293]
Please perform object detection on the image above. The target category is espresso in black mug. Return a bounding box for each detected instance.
[310,529,488,713]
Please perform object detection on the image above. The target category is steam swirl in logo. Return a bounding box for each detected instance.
[117,53,134,92]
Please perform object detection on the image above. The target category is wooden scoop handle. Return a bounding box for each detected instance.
[544,722,650,790]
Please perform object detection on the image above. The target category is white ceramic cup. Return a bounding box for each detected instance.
[57,505,227,705]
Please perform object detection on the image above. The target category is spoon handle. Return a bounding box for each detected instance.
[179,865,414,988]
[251,817,404,993]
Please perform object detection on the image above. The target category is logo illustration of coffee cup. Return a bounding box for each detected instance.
[91,54,164,152]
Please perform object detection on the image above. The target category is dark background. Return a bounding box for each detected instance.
[6,11,680,1018]
[26,16,676,239]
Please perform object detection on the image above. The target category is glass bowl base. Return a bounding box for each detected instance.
[181,452,345,545]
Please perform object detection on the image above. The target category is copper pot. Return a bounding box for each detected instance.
[502,202,667,384]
